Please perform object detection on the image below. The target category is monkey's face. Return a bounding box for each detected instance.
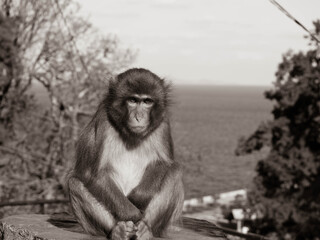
[106,68,170,143]
[126,94,154,135]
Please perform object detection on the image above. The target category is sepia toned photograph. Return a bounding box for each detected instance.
[0,0,319,239]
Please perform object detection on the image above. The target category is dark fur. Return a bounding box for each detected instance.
[68,68,184,238]
[106,68,171,148]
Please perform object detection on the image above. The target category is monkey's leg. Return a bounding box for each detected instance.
[69,177,139,239]
[128,162,184,238]
[68,177,116,236]
[142,168,184,238]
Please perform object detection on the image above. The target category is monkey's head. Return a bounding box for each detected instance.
[106,68,171,143]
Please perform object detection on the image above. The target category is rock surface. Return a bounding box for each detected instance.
[0,214,226,240]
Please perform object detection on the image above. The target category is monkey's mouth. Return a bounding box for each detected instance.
[129,125,147,133]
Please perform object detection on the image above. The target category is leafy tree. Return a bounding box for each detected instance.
[236,20,320,239]
[0,0,135,216]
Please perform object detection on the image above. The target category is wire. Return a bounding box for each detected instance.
[269,0,320,44]
[0,199,68,207]
[53,0,92,80]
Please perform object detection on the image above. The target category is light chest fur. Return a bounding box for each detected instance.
[99,124,170,196]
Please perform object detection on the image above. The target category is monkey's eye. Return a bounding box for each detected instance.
[127,97,138,104]
[143,98,154,106]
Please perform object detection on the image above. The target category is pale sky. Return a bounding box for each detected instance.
[77,0,320,86]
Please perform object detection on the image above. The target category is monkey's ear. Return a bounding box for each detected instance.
[108,77,119,90]
[163,80,173,106]
[106,77,118,102]
[108,76,117,88]
[163,80,172,93]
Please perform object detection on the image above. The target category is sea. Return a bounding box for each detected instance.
[31,84,273,198]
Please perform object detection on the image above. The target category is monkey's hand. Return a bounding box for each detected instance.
[110,221,137,240]
[134,220,153,240]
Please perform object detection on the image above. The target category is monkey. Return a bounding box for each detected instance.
[67,68,184,240]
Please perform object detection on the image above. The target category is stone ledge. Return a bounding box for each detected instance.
[0,213,227,240]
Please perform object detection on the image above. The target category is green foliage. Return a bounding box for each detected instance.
[236,20,320,239]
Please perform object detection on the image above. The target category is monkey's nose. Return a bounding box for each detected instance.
[135,113,145,122]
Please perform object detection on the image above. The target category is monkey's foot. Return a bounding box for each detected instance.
[111,221,137,240]
[135,221,153,240]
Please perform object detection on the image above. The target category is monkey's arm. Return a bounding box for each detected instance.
[73,116,142,223]
[80,173,142,223]
[127,161,180,211]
